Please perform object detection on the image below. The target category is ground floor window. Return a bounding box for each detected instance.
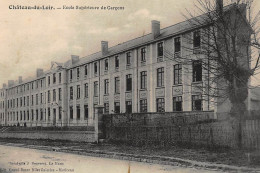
[140,99,147,113]
[104,103,109,114]
[58,107,62,120]
[173,96,182,111]
[156,98,165,112]
[126,101,132,113]
[84,105,88,119]
[70,106,73,119]
[76,105,80,120]
[114,102,120,114]
[192,95,203,111]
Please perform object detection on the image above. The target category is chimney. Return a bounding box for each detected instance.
[18,76,23,84]
[8,80,14,87]
[216,0,223,15]
[71,55,79,65]
[101,41,108,56]
[151,20,160,39]
[36,69,44,77]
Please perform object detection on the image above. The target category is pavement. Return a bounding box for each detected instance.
[0,141,259,173]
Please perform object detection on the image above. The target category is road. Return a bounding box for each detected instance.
[0,145,222,173]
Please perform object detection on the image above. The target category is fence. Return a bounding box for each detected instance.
[103,111,260,149]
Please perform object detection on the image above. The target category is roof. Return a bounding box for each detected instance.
[68,3,237,68]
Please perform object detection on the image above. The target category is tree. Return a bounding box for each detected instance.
[164,0,260,147]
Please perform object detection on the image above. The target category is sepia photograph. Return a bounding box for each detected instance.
[0,0,260,172]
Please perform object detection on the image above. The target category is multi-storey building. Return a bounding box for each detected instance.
[0,1,253,127]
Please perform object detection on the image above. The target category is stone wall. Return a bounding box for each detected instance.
[0,130,96,143]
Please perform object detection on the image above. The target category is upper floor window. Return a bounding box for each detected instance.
[141,47,146,62]
[193,30,201,48]
[70,69,73,80]
[126,74,132,92]
[47,91,50,103]
[157,42,163,57]
[126,52,131,65]
[115,56,119,69]
[77,68,80,78]
[58,88,62,101]
[70,87,73,100]
[77,85,80,99]
[48,76,50,86]
[59,73,61,83]
[173,64,182,85]
[174,37,181,53]
[53,89,56,102]
[31,82,34,90]
[94,62,98,75]
[104,79,109,95]
[94,81,98,97]
[140,71,147,89]
[157,67,164,87]
[192,60,202,82]
[104,59,109,71]
[115,77,120,94]
[85,65,88,76]
[53,73,56,84]
[84,83,88,98]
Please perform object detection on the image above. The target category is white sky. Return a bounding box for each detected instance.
[0,0,259,87]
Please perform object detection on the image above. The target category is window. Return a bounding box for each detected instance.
[104,59,109,71]
[40,93,43,104]
[24,97,26,106]
[70,87,73,100]
[115,77,120,94]
[76,105,80,120]
[140,71,147,89]
[114,102,120,113]
[27,96,29,106]
[84,65,88,76]
[156,98,165,112]
[173,64,182,85]
[53,73,56,84]
[126,74,132,91]
[77,85,80,99]
[53,89,56,102]
[140,99,147,113]
[193,30,201,48]
[141,47,146,62]
[70,106,73,119]
[31,95,33,105]
[31,82,34,90]
[126,52,131,65]
[36,109,38,121]
[115,56,119,69]
[48,76,50,86]
[40,109,43,120]
[192,60,202,82]
[157,67,164,87]
[192,95,203,111]
[125,101,132,113]
[40,80,43,88]
[58,88,62,101]
[47,91,50,103]
[157,42,163,57]
[104,103,109,114]
[84,105,88,119]
[104,79,109,95]
[173,96,182,111]
[70,69,73,80]
[94,62,98,75]
[59,73,61,83]
[94,82,98,97]
[174,37,181,53]
[36,94,38,105]
[58,107,62,120]
[84,83,88,98]
[48,107,50,120]
[77,68,80,78]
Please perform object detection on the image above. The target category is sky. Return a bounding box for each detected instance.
[0,0,260,87]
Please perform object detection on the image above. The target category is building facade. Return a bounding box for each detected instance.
[0,2,252,127]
